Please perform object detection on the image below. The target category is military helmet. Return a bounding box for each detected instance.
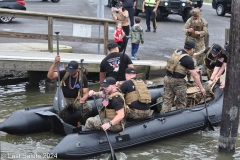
[190,8,201,16]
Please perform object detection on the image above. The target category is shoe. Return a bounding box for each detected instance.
[145,29,151,32]
[131,57,139,60]
[153,29,156,32]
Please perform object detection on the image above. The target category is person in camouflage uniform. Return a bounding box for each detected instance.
[182,8,208,66]
[47,56,92,126]
[130,17,144,60]
[86,77,127,132]
[161,40,206,114]
[120,68,151,120]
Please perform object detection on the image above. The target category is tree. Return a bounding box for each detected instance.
[218,0,240,152]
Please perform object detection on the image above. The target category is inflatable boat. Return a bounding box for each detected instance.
[0,86,163,135]
[50,85,224,159]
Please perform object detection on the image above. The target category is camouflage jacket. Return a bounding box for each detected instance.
[182,17,208,39]
[130,24,144,44]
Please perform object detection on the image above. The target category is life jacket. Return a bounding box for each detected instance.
[204,45,223,68]
[100,89,130,133]
[166,50,189,75]
[125,79,151,105]
[189,17,204,38]
[60,67,87,105]
[145,0,157,7]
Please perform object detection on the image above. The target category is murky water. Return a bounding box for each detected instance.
[1,81,240,160]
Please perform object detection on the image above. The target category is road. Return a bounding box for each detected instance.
[0,0,231,60]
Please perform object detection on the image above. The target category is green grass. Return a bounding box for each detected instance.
[203,0,212,3]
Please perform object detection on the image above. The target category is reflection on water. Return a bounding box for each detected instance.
[0,81,240,160]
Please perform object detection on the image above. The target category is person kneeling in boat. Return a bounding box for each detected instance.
[161,40,206,114]
[47,56,92,125]
[86,77,128,132]
[119,67,151,120]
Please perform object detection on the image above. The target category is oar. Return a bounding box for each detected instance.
[199,73,215,131]
[116,36,130,81]
[53,32,66,111]
[93,96,117,160]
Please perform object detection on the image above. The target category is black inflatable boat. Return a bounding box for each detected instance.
[49,86,224,159]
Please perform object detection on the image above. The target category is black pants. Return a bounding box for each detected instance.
[145,6,157,30]
[124,7,135,27]
[122,25,130,36]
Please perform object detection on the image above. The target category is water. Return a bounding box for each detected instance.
[0,81,240,160]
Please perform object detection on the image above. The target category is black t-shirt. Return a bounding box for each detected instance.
[59,70,88,98]
[120,78,150,110]
[100,52,133,81]
[166,49,195,78]
[106,96,124,111]
[204,47,228,70]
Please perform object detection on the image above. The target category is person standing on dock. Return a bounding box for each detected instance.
[100,41,134,85]
[47,56,92,126]
[161,40,206,114]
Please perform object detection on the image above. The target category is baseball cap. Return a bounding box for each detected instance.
[184,40,195,49]
[66,61,78,73]
[107,41,121,51]
[100,77,116,87]
[211,44,222,55]
[222,44,229,55]
[125,67,136,74]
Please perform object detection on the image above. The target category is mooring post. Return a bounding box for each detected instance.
[218,0,240,153]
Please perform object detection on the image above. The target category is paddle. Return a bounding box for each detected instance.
[53,32,66,111]
[116,36,130,81]
[93,96,117,160]
[199,73,215,131]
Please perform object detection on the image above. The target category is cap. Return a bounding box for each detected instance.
[115,2,123,8]
[222,44,229,55]
[211,44,222,55]
[184,40,195,49]
[125,67,136,74]
[107,41,120,50]
[190,8,201,16]
[66,61,78,73]
[100,77,116,87]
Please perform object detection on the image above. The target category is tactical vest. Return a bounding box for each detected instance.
[166,50,189,75]
[145,0,157,7]
[189,17,204,38]
[125,79,151,105]
[100,90,130,132]
[204,45,222,68]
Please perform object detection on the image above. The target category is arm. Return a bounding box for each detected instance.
[189,69,206,95]
[88,90,103,98]
[133,1,136,8]
[128,64,134,68]
[114,30,118,39]
[80,88,89,103]
[111,8,118,20]
[142,0,145,12]
[153,0,160,12]
[47,55,60,79]
[101,108,125,130]
[198,19,208,38]
[182,19,192,35]
[100,72,106,84]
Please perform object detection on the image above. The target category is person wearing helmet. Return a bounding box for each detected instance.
[182,7,208,66]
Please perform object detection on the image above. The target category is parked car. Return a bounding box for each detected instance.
[0,0,26,23]
[212,0,231,16]
[42,0,60,2]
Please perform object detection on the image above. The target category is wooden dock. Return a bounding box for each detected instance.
[0,51,166,81]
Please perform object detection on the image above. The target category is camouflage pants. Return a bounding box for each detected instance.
[58,98,92,123]
[186,37,205,66]
[127,108,150,120]
[161,76,187,114]
[85,115,122,132]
